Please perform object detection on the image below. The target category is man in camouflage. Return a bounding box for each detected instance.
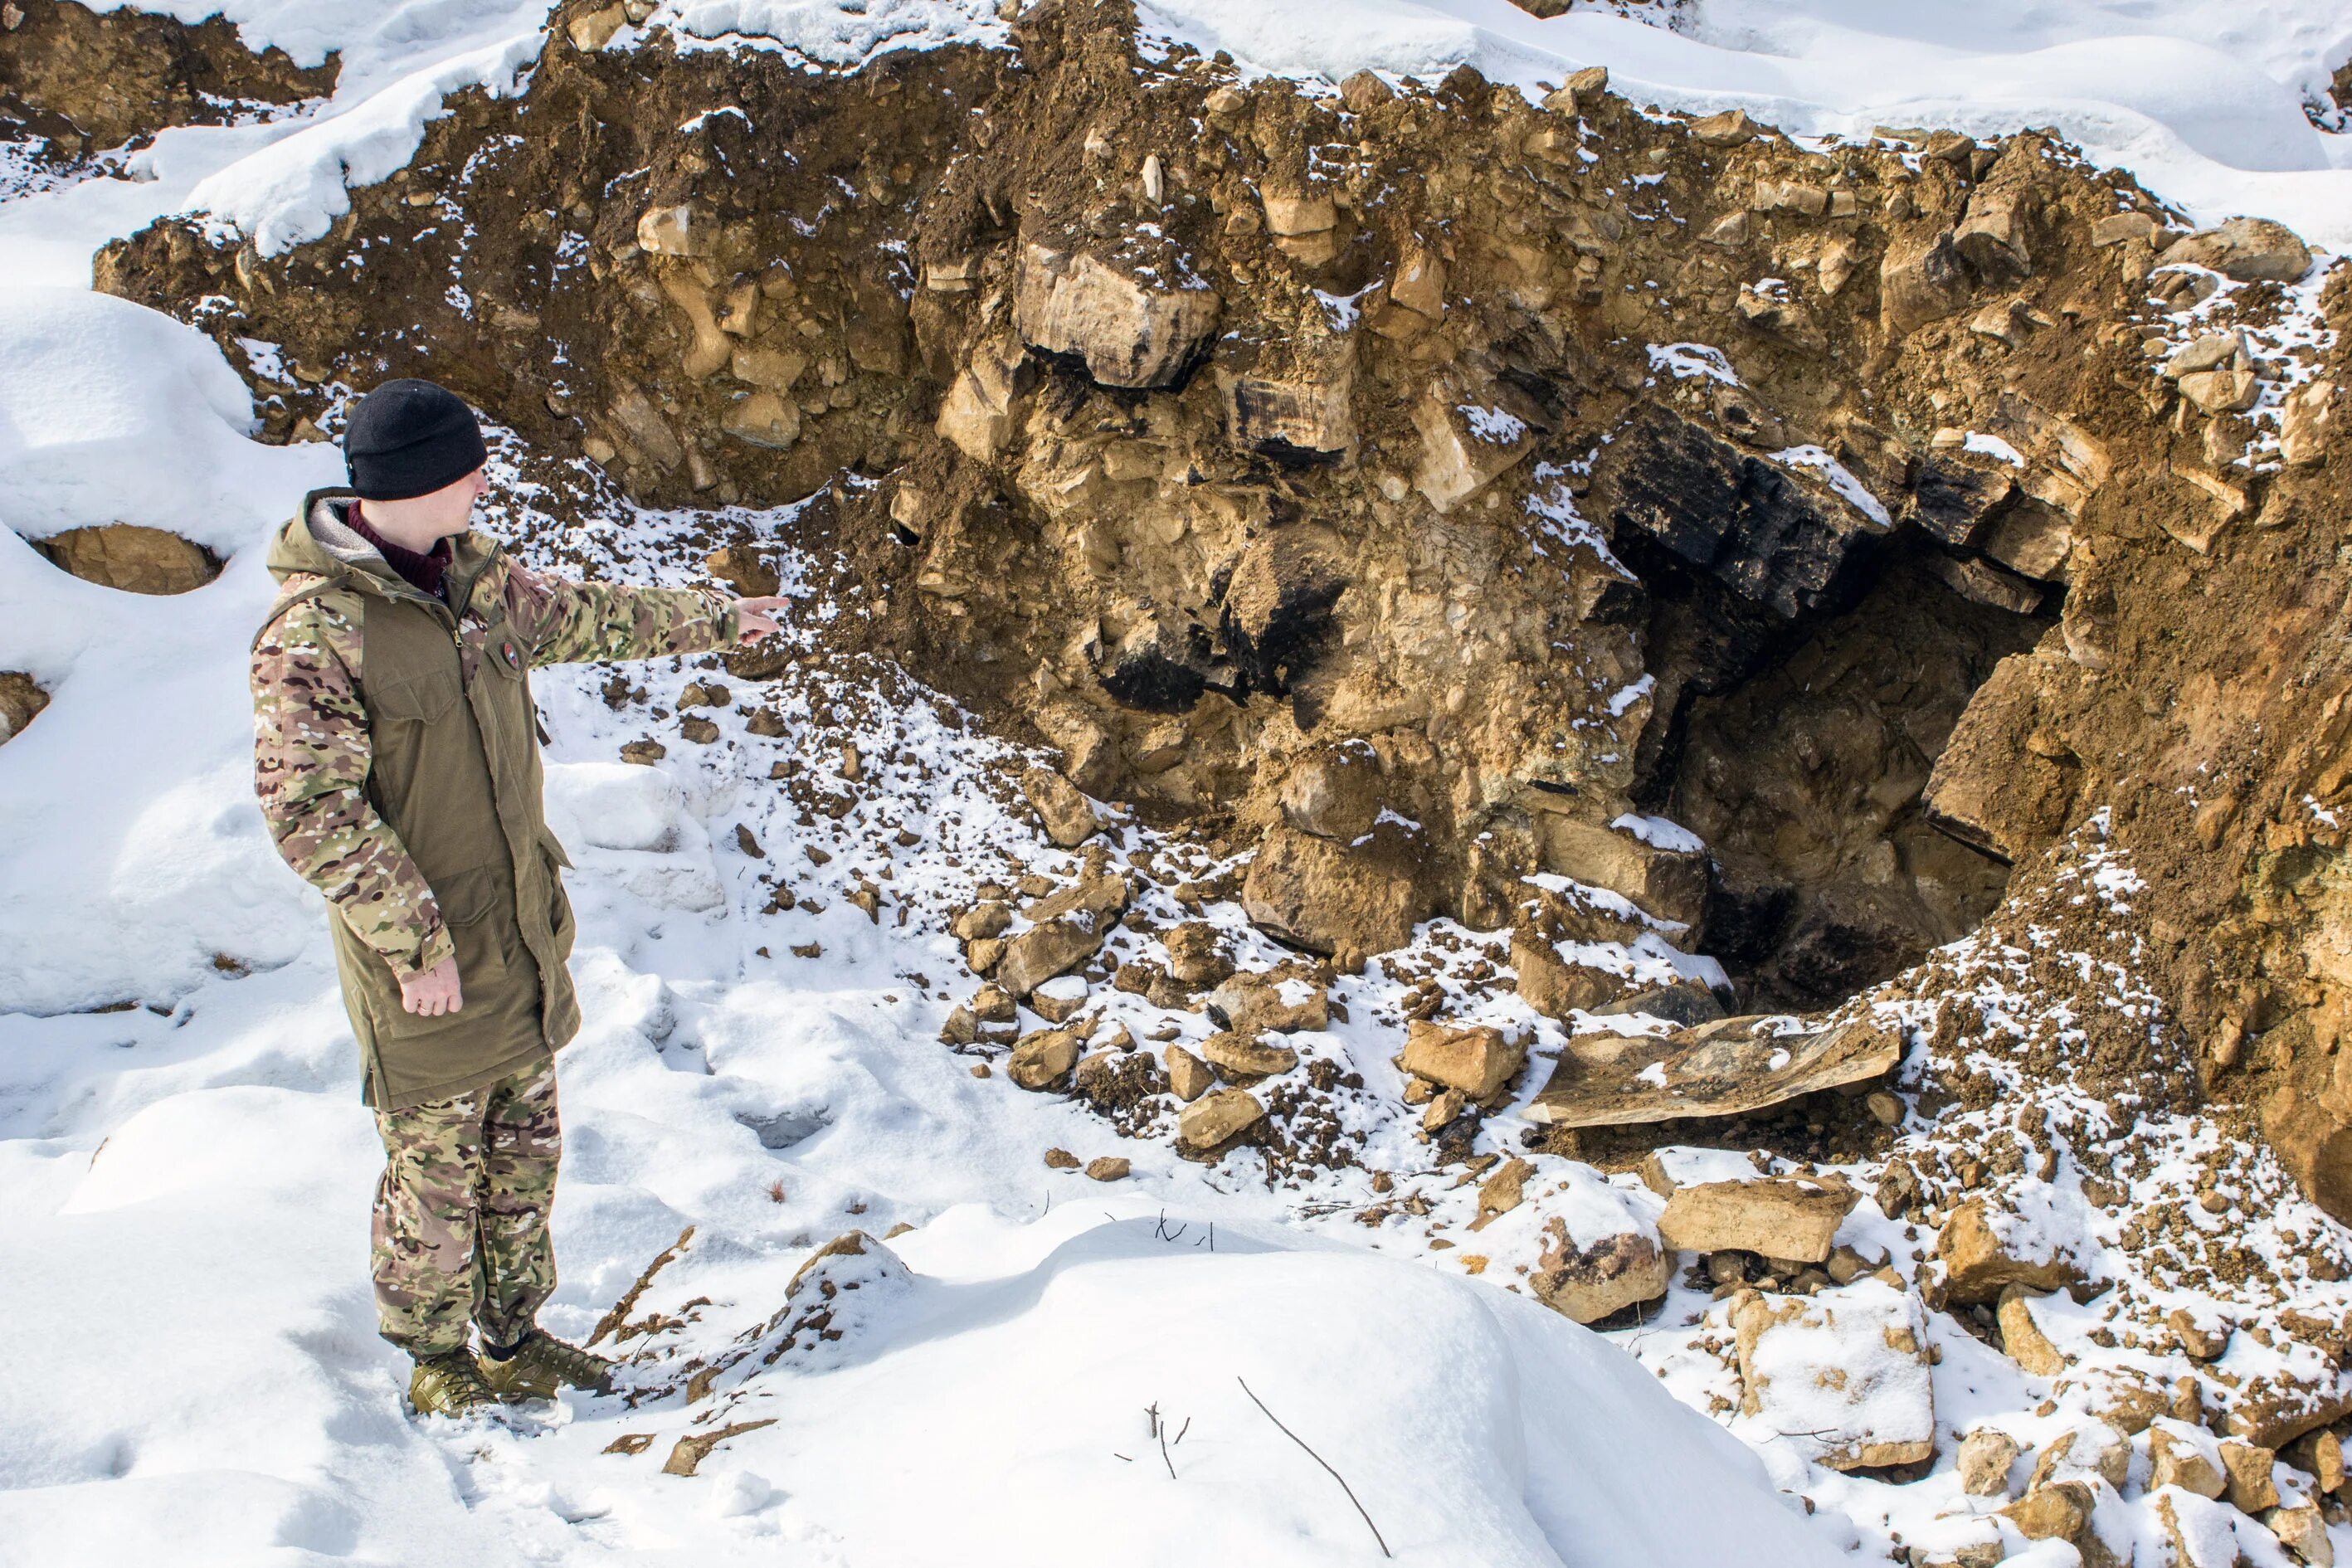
[250,379,787,1417]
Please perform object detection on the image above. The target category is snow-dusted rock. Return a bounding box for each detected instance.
[1733,1281,1935,1471]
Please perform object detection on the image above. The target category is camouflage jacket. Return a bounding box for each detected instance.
[251,490,733,1106]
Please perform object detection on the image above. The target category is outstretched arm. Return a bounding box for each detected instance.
[502,561,790,665]
[252,592,458,1010]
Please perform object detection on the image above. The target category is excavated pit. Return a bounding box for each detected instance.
[1629,538,2054,1011]
[86,0,2352,1218]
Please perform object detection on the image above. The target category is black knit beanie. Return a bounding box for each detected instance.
[343,379,488,501]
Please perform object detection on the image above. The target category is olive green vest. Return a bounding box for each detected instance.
[262,493,580,1109]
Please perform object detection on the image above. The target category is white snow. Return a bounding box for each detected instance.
[1964,431,2028,468]
[1137,0,2352,251]
[633,0,1009,63]
[1609,812,1704,855]
[1645,340,1742,387]
[1770,444,1894,528]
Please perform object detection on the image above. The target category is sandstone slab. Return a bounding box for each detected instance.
[1527,1015,1902,1128]
[1734,1282,1936,1471]
[1006,1029,1081,1090]
[1240,822,1426,968]
[1936,1200,2084,1304]
[1656,1176,1858,1264]
[37,523,219,595]
[1205,971,1328,1036]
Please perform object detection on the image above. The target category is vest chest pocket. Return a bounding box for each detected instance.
[367,667,462,725]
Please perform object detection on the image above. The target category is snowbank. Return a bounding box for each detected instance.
[1137,0,2352,249]
[0,288,340,1015]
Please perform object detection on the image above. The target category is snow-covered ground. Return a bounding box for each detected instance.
[6,1,2352,1563]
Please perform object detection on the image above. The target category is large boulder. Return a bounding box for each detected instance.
[37,523,219,594]
[1240,821,1428,968]
[1014,242,1220,390]
[2165,217,2313,284]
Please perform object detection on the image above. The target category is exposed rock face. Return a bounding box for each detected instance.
[0,0,336,159]
[36,524,221,594]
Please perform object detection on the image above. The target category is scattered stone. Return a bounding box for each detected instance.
[1204,971,1328,1035]
[704,543,779,597]
[1688,108,1756,146]
[1400,1020,1526,1100]
[1043,1147,1079,1170]
[952,902,1012,942]
[2001,1482,2101,1564]
[996,909,1115,996]
[2267,1502,2335,1566]
[1028,974,1088,1023]
[1936,1200,2082,1303]
[2281,381,2335,467]
[1957,1427,2023,1497]
[1164,1044,1214,1103]
[1084,1156,1130,1182]
[2148,1418,2228,1500]
[0,672,48,746]
[2028,1424,2130,1493]
[1657,1177,1858,1264]
[2152,1487,2247,1568]
[971,984,1017,1024]
[2218,1440,2281,1514]
[1531,1217,1671,1323]
[662,1418,777,1477]
[2167,1306,2230,1361]
[1162,922,1234,991]
[1202,1030,1299,1080]
[1528,1015,1901,1129]
[1021,766,1098,847]
[1176,1088,1265,1153]
[1997,1286,2068,1376]
[678,715,719,745]
[1471,1157,1533,1229]
[1006,1029,1080,1090]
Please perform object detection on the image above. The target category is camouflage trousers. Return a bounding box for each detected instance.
[370,1055,561,1356]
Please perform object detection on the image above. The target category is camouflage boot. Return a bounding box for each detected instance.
[409,1349,499,1417]
[477,1330,616,1401]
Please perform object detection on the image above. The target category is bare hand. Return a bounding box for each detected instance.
[733,595,791,643]
[400,955,463,1017]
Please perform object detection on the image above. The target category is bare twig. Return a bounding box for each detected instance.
[1158,1418,1176,1479]
[1174,1416,1191,1446]
[1237,1377,1391,1558]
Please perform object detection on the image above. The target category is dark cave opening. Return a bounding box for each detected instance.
[1627,533,2058,1013]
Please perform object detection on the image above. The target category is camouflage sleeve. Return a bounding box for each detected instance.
[500,559,737,666]
[251,588,455,978]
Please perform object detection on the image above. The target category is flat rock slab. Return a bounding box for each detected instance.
[1527,1014,1902,1128]
[1658,1176,1858,1264]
